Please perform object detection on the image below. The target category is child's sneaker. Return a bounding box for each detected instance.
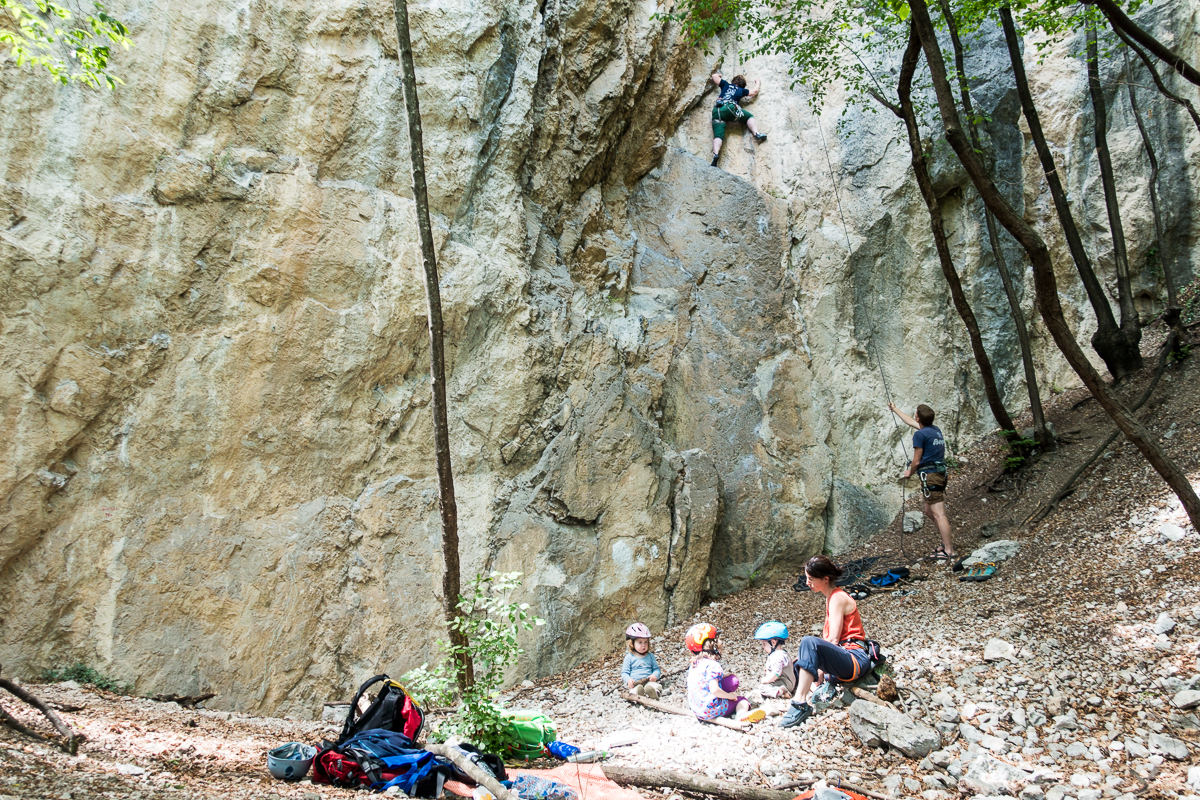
[779,701,814,728]
[736,708,766,724]
[753,133,767,143]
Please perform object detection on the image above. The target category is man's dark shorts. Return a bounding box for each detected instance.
[712,103,754,139]
[921,470,947,504]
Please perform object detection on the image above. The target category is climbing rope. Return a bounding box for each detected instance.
[815,117,926,560]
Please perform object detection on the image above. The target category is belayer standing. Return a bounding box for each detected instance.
[710,73,767,167]
[889,402,957,562]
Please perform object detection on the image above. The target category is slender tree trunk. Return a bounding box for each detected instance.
[938,0,1051,447]
[889,22,1017,437]
[1123,47,1187,343]
[1086,0,1200,88]
[908,0,1200,531]
[999,7,1144,381]
[1087,21,1142,353]
[391,0,474,692]
[1114,26,1200,136]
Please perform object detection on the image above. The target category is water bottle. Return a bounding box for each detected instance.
[565,749,608,763]
[546,741,581,759]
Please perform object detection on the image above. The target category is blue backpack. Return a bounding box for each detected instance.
[321,729,445,794]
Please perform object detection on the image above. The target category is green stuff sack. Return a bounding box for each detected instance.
[502,709,556,759]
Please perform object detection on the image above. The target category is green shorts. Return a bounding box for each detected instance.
[711,103,753,140]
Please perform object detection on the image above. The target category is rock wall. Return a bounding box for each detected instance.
[1,0,1196,715]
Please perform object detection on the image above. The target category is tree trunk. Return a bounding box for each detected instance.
[1087,21,1142,353]
[1124,46,1188,343]
[891,22,1017,437]
[999,7,1144,381]
[391,0,474,692]
[908,0,1200,531]
[1114,26,1200,136]
[1086,0,1200,87]
[938,0,1051,447]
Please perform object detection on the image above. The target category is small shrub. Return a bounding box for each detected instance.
[402,572,544,754]
[41,663,133,694]
[997,430,1037,471]
[1180,277,1199,326]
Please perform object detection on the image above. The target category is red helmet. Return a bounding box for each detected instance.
[684,623,719,653]
[625,623,651,639]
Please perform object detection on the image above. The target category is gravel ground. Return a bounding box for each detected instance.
[2,338,1198,800]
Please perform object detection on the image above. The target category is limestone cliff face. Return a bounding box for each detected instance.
[1,0,1196,715]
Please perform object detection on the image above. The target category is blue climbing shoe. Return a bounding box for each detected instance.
[779,701,814,728]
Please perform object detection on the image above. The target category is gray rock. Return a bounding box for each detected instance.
[1046,696,1069,717]
[960,723,985,743]
[980,734,1011,753]
[825,478,891,554]
[1148,732,1189,760]
[1172,689,1200,710]
[904,511,925,532]
[985,639,1017,662]
[1053,714,1079,731]
[849,700,942,758]
[962,754,1033,795]
[1153,613,1176,635]
[961,539,1021,566]
[1077,791,1101,800]
[929,750,954,768]
[1020,785,1045,800]
[1044,786,1068,800]
[1158,522,1186,542]
[1187,765,1200,788]
[1124,740,1149,758]
[1065,742,1088,758]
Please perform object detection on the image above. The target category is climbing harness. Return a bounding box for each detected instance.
[714,101,746,121]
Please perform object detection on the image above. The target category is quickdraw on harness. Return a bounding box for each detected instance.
[918,460,948,499]
[715,101,746,121]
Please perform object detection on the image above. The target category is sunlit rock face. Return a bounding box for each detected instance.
[1,0,1194,715]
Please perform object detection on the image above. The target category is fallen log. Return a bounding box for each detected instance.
[620,692,747,731]
[604,765,892,800]
[425,743,518,800]
[153,692,216,708]
[850,687,899,712]
[602,765,797,800]
[0,665,85,754]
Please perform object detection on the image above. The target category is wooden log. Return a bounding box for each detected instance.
[425,743,518,800]
[850,687,899,712]
[602,765,797,800]
[0,667,85,754]
[773,778,891,800]
[154,692,216,708]
[620,692,747,732]
[604,766,892,800]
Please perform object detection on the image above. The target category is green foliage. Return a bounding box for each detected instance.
[41,662,133,694]
[1,0,131,89]
[401,572,544,755]
[997,429,1037,470]
[1181,277,1200,327]
[1168,343,1193,363]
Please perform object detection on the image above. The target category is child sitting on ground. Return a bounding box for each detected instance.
[754,621,797,699]
[685,623,765,723]
[621,623,662,699]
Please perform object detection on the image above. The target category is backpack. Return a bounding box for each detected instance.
[314,729,447,796]
[336,674,424,746]
[502,709,556,759]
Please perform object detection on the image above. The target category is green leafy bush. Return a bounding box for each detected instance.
[0,0,132,88]
[997,430,1037,471]
[402,572,544,754]
[41,662,133,694]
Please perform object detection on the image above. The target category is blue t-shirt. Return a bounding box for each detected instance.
[913,425,945,472]
[715,79,749,107]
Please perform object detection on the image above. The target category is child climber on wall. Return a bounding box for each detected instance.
[621,623,662,699]
[685,623,765,723]
[754,621,797,698]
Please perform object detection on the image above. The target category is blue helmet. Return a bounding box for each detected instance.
[754,621,789,641]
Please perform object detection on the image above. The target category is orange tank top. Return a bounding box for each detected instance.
[822,588,866,648]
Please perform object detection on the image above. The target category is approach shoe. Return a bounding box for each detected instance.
[779,701,814,728]
[736,708,766,724]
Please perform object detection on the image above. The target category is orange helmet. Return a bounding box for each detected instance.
[684,623,719,653]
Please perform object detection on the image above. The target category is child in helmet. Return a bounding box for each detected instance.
[754,621,797,699]
[685,623,765,723]
[621,622,662,699]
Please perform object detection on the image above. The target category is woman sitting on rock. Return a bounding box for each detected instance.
[779,555,872,728]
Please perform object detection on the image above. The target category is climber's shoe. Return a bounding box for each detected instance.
[753,133,767,143]
[711,154,720,167]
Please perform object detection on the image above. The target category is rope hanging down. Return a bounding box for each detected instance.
[815,117,927,559]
